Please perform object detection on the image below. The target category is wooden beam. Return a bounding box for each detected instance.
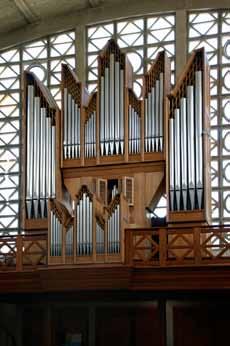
[13,0,39,24]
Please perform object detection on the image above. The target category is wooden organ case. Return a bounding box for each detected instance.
[22,39,210,266]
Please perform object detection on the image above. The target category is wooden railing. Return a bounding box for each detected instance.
[2,225,230,271]
[0,232,47,271]
[125,225,230,267]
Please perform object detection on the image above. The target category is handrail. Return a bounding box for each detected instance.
[125,225,230,267]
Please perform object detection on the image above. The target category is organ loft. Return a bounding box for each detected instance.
[21,39,211,265]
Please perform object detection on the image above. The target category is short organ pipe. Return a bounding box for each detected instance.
[76,189,93,256]
[63,87,81,159]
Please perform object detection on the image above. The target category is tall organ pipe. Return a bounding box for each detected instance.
[100,76,105,155]
[169,118,175,211]
[115,61,120,154]
[155,80,160,152]
[104,67,109,156]
[151,87,155,151]
[120,69,124,154]
[187,85,195,210]
[33,96,40,218]
[63,88,68,159]
[40,108,46,218]
[26,85,34,219]
[159,73,164,151]
[109,54,115,155]
[174,108,181,210]
[51,124,56,198]
[195,71,203,209]
[76,192,93,256]
[180,97,188,210]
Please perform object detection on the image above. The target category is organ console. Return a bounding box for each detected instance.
[22,39,210,265]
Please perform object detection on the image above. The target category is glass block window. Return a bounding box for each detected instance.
[188,10,230,224]
[87,13,175,96]
[0,30,76,234]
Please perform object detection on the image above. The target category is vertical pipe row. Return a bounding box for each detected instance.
[144,73,164,153]
[63,88,81,159]
[26,85,55,219]
[96,222,104,254]
[76,192,93,256]
[66,225,73,256]
[100,55,124,156]
[107,203,120,254]
[84,111,96,158]
[195,71,203,209]
[128,104,141,154]
[26,85,34,219]
[50,210,62,257]
[169,70,203,211]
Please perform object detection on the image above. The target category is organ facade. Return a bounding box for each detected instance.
[21,39,211,266]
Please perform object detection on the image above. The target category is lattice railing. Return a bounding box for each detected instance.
[0,231,48,271]
[125,225,230,267]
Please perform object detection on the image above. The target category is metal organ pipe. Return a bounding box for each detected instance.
[195,71,203,209]
[100,76,105,155]
[187,85,195,210]
[33,96,40,218]
[63,88,81,159]
[128,103,141,155]
[180,97,188,210]
[76,192,93,256]
[66,225,73,256]
[120,69,124,155]
[151,87,155,151]
[155,80,160,152]
[115,61,120,155]
[169,118,175,211]
[169,70,204,212]
[107,203,120,254]
[85,111,96,158]
[174,108,181,210]
[109,54,115,155]
[40,108,46,218]
[26,85,34,219]
[159,72,164,151]
[96,222,104,254]
[104,67,109,156]
[63,88,68,159]
[50,210,62,257]
[100,55,124,156]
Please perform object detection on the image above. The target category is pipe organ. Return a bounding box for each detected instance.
[22,39,210,265]
[167,48,210,223]
[24,71,58,220]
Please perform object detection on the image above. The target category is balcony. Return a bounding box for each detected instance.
[1,225,230,272]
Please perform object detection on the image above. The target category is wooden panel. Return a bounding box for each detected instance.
[167,301,230,346]
[22,307,46,346]
[96,304,163,346]
[52,307,88,346]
